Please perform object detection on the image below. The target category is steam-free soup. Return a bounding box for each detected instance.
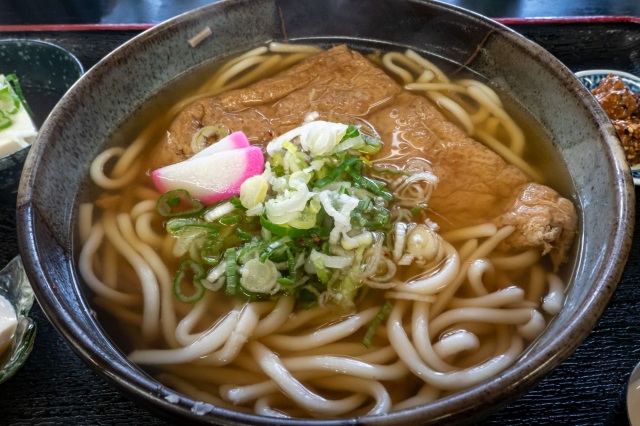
[78,43,577,418]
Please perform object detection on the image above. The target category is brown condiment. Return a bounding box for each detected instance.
[591,74,640,165]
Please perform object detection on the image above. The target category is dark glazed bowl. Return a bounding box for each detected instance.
[0,39,84,195]
[16,0,635,424]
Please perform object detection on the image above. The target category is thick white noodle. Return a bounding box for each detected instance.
[247,341,371,417]
[102,213,161,340]
[411,302,458,372]
[116,213,178,347]
[273,306,338,333]
[268,42,323,54]
[466,258,494,296]
[404,49,450,83]
[262,307,379,351]
[135,212,166,248]
[431,226,516,316]
[387,301,523,390]
[253,296,296,338]
[416,69,435,83]
[405,82,468,94]
[112,133,148,179]
[441,223,497,243]
[526,264,547,304]
[102,242,118,289]
[393,242,460,295]
[450,287,525,309]
[457,79,503,107]
[476,129,543,182]
[466,85,525,156]
[254,394,292,418]
[517,309,546,340]
[392,383,441,411]
[426,91,474,135]
[382,52,418,85]
[89,147,139,190]
[490,249,541,270]
[128,310,240,364]
[542,272,565,315]
[175,291,215,346]
[78,203,93,245]
[198,302,273,366]
[432,330,480,359]
[281,354,409,381]
[79,222,140,306]
[130,199,156,219]
[309,376,392,416]
[211,55,282,94]
[428,307,535,339]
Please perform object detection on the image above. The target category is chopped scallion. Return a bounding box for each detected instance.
[173,259,206,303]
[363,301,393,348]
[157,189,205,218]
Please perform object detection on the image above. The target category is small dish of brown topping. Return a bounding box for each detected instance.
[576,69,640,184]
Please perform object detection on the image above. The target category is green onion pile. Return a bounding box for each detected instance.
[158,121,419,313]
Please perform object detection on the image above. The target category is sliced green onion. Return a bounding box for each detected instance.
[312,256,331,284]
[347,170,393,201]
[166,217,219,233]
[276,277,295,286]
[271,165,285,176]
[341,125,360,141]
[410,203,428,215]
[4,74,33,117]
[228,195,246,211]
[363,301,393,348]
[157,189,205,218]
[359,134,383,154]
[297,283,322,309]
[259,237,291,263]
[236,228,254,241]
[200,239,223,266]
[219,213,242,226]
[287,249,298,282]
[314,157,361,188]
[173,259,206,303]
[224,248,238,296]
[372,167,408,176]
[260,215,312,238]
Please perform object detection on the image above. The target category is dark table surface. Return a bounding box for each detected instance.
[2,1,640,425]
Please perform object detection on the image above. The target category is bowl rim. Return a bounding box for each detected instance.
[15,0,635,424]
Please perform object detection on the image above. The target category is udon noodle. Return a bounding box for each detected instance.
[79,43,573,418]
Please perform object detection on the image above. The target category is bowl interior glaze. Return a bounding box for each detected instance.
[16,0,634,425]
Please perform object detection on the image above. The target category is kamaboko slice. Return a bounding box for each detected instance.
[153,146,264,205]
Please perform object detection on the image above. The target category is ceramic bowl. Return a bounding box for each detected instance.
[15,0,635,424]
[575,69,640,185]
[0,39,84,196]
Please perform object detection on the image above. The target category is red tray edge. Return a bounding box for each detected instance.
[0,15,639,32]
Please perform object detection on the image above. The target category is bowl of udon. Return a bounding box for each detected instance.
[15,0,634,424]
